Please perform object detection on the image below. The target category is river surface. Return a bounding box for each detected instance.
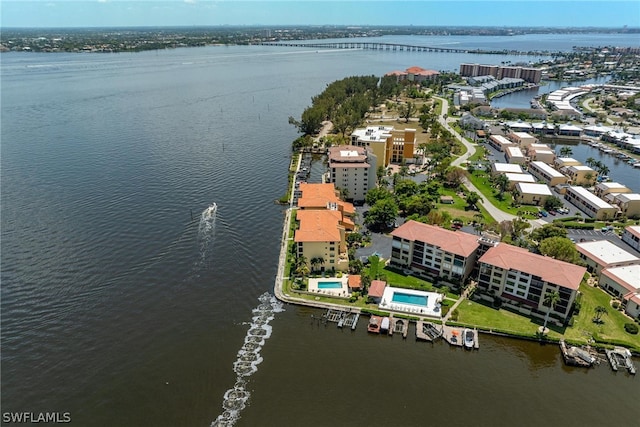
[1,35,639,427]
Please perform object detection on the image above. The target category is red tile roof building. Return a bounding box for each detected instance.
[477,243,586,322]
[385,66,440,83]
[390,221,480,281]
[368,280,387,300]
[294,183,354,272]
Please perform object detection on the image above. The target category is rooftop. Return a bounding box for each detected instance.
[492,163,524,174]
[567,186,616,209]
[479,243,586,291]
[505,173,536,183]
[328,145,369,163]
[294,209,342,243]
[530,161,565,178]
[515,182,553,196]
[369,280,387,298]
[576,240,639,266]
[624,225,640,238]
[601,265,640,296]
[391,221,480,258]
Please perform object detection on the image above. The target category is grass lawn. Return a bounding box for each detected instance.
[454,284,640,351]
[563,283,640,351]
[454,299,562,338]
[467,171,539,218]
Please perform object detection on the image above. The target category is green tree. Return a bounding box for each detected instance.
[559,146,573,157]
[364,198,398,230]
[494,174,510,196]
[541,290,561,333]
[593,305,608,323]
[530,224,568,243]
[399,101,415,123]
[365,187,393,206]
[294,255,309,277]
[466,191,481,210]
[539,236,582,264]
[543,196,563,212]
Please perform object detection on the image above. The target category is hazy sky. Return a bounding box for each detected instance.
[2,1,639,28]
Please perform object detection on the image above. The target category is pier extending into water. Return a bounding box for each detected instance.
[606,347,637,374]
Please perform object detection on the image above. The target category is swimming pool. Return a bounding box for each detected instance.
[392,292,428,306]
[317,281,343,289]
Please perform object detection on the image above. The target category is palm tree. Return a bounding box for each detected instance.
[585,157,596,168]
[560,146,573,157]
[598,165,610,177]
[294,255,309,277]
[541,290,561,334]
[593,305,607,323]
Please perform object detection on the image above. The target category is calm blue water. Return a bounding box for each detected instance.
[2,35,639,427]
[317,281,343,289]
[391,292,428,306]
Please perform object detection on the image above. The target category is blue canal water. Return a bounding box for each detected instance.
[2,35,639,427]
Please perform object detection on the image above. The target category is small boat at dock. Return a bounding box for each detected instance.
[367,315,381,334]
[464,328,475,349]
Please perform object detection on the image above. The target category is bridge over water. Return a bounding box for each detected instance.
[260,41,549,56]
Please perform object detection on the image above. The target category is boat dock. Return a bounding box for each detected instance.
[559,340,597,368]
[605,347,636,374]
[415,321,443,341]
[389,316,409,338]
[442,325,479,349]
[324,309,359,330]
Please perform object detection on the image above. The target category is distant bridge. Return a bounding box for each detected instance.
[260,41,549,56]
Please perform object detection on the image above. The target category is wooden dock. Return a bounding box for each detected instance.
[559,340,596,368]
[389,317,409,338]
[415,321,443,342]
[324,309,359,330]
[442,326,479,349]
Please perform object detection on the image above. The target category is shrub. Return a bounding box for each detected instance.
[612,300,620,310]
[450,308,459,321]
[624,323,639,335]
[562,222,595,230]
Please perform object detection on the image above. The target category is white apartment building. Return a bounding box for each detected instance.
[328,145,377,203]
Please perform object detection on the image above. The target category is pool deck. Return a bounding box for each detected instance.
[379,286,443,318]
[308,277,350,297]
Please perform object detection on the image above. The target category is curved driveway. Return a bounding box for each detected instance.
[434,96,530,226]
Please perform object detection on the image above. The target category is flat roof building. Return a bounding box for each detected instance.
[565,186,618,220]
[505,146,526,164]
[600,265,640,319]
[593,182,631,198]
[622,225,640,253]
[505,173,536,189]
[509,131,537,147]
[488,134,515,152]
[565,165,598,186]
[491,162,523,176]
[328,145,377,203]
[514,182,553,206]
[528,161,568,187]
[576,240,639,277]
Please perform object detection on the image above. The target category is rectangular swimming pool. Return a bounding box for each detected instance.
[317,281,343,289]
[392,292,428,306]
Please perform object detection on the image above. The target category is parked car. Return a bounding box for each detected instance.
[539,210,548,217]
[549,210,557,216]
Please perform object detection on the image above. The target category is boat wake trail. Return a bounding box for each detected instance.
[197,203,218,264]
[211,292,284,427]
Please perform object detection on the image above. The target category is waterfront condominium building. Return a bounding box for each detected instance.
[389,221,480,282]
[459,63,542,83]
[477,243,585,323]
[350,126,416,167]
[295,183,355,272]
[328,145,377,203]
